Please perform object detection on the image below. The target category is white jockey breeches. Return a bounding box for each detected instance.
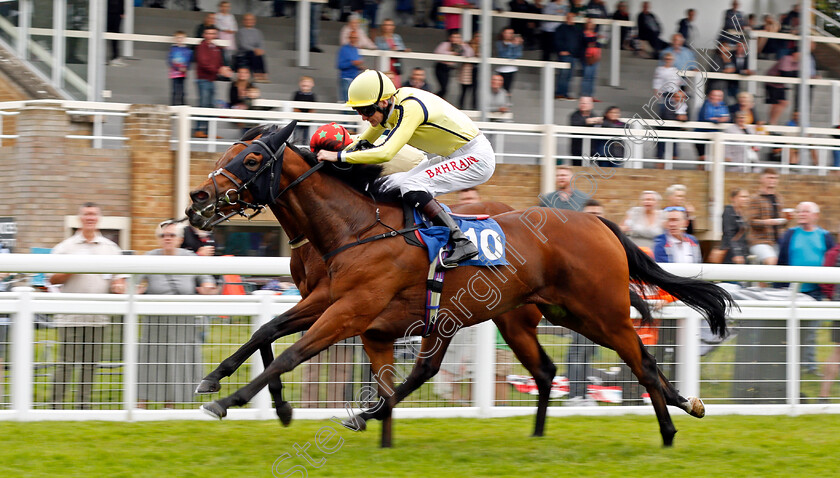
[377,134,496,197]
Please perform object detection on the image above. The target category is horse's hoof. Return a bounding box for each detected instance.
[277,401,293,427]
[201,401,227,420]
[686,397,705,418]
[195,379,221,394]
[341,416,367,432]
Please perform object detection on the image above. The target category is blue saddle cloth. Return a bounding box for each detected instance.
[412,205,508,267]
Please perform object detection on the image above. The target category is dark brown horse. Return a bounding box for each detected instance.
[193,125,558,447]
[188,123,733,446]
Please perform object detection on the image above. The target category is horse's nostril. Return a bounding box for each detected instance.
[191,190,210,203]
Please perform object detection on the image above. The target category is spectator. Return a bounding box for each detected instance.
[719,188,751,264]
[168,31,192,106]
[758,14,783,60]
[434,30,473,100]
[541,0,567,61]
[724,111,760,171]
[194,12,216,40]
[395,0,414,27]
[337,30,365,102]
[509,0,540,50]
[183,225,216,256]
[235,14,268,83]
[748,168,788,266]
[376,19,410,86]
[653,207,701,263]
[586,0,609,21]
[361,0,379,29]
[568,0,587,17]
[291,76,317,145]
[721,0,746,39]
[765,51,799,125]
[781,3,800,33]
[340,14,377,49]
[636,1,667,60]
[106,0,125,66]
[489,73,512,115]
[569,96,602,162]
[660,33,695,72]
[820,239,840,401]
[621,190,664,248]
[49,203,125,409]
[726,41,752,100]
[677,8,697,45]
[580,18,601,99]
[309,0,324,53]
[457,187,481,204]
[444,0,473,33]
[664,184,696,235]
[414,0,435,28]
[695,89,730,166]
[555,11,584,100]
[778,201,835,375]
[229,67,255,110]
[729,91,760,125]
[495,27,524,94]
[612,1,632,51]
[137,221,216,409]
[540,170,596,406]
[652,52,683,98]
[656,88,689,163]
[215,1,237,63]
[403,67,432,91]
[539,165,591,211]
[705,43,735,95]
[595,106,624,166]
[193,26,232,138]
[582,198,605,216]
[458,34,481,110]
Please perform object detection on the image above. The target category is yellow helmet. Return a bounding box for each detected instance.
[346,70,397,108]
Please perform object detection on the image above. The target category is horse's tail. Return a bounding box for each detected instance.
[629,287,654,326]
[597,217,735,338]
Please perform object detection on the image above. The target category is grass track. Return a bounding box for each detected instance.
[2,414,838,477]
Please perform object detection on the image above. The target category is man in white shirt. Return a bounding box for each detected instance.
[49,203,124,409]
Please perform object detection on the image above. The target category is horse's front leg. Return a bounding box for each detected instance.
[345,327,455,431]
[196,291,326,394]
[359,336,398,448]
[200,299,377,419]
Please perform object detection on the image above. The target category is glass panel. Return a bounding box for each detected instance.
[0,1,20,47]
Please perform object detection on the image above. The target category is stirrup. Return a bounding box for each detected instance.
[437,246,457,269]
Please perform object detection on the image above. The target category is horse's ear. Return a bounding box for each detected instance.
[266,121,297,150]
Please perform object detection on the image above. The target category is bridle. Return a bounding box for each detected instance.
[191,130,326,229]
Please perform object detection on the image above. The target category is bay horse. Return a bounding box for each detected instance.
[187,123,734,446]
[193,125,566,447]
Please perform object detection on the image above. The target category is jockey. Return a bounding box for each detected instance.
[316,70,497,266]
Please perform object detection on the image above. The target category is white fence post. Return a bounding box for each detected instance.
[676,310,701,399]
[786,284,801,410]
[252,290,275,419]
[541,124,556,195]
[610,22,620,87]
[123,275,138,419]
[298,0,312,67]
[710,132,725,238]
[11,287,35,420]
[174,105,191,220]
[472,320,495,417]
[541,65,555,126]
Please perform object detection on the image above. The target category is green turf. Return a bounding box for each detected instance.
[2,414,838,477]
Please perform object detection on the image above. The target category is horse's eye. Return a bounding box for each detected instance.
[245,158,259,169]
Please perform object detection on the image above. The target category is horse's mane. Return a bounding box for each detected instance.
[287,142,399,201]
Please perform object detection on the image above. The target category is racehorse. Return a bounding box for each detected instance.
[187,123,734,446]
[193,125,562,447]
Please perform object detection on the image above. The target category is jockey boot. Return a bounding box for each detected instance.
[421,199,479,267]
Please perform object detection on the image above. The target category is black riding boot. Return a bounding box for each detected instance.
[421,199,478,267]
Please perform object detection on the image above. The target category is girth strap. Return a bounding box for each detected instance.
[321,225,421,261]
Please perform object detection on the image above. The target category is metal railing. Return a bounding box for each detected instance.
[1,255,840,420]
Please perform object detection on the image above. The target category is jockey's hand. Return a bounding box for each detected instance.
[317,150,339,162]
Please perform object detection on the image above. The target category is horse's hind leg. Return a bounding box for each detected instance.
[650,352,705,418]
[494,306,555,437]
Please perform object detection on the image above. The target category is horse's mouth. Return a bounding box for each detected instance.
[186,206,217,231]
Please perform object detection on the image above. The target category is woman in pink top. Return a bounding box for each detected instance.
[443,0,472,31]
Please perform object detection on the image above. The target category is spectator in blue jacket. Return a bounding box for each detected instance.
[168,31,193,106]
[695,89,730,166]
[777,201,835,374]
[495,27,524,94]
[336,30,365,102]
[654,207,701,264]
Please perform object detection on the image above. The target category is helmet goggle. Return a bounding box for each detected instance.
[353,104,378,117]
